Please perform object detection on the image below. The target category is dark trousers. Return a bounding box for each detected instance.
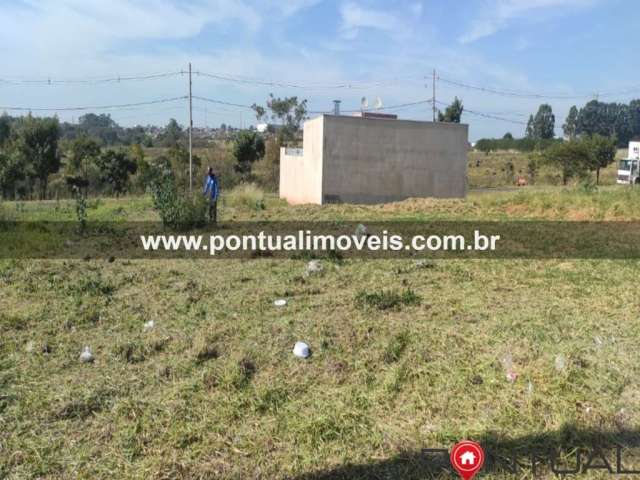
[208,199,217,223]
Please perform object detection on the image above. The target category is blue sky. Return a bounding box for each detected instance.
[0,0,636,140]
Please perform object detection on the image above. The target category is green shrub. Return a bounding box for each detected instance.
[355,288,421,310]
[383,332,410,363]
[150,173,208,230]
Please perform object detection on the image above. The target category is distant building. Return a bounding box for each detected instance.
[279,114,468,205]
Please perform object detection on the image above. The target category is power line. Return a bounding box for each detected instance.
[438,76,640,101]
[0,96,187,112]
[310,99,433,114]
[192,95,254,109]
[0,71,183,86]
[434,100,527,125]
[194,71,418,90]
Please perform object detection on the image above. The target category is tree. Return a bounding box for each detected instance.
[438,97,463,123]
[66,135,101,194]
[503,132,514,140]
[543,140,590,185]
[232,131,265,179]
[563,106,579,140]
[525,115,535,139]
[252,94,308,143]
[78,113,119,145]
[0,114,11,147]
[532,104,555,140]
[14,115,61,199]
[160,119,184,148]
[0,150,26,199]
[95,149,137,195]
[586,134,617,184]
[251,104,267,122]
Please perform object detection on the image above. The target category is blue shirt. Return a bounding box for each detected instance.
[203,175,219,200]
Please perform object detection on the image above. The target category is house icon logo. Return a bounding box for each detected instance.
[460,450,477,466]
[450,441,485,480]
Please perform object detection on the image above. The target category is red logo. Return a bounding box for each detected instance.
[450,440,485,480]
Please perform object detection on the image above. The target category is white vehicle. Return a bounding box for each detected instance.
[617,141,640,184]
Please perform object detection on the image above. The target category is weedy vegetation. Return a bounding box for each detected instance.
[2,185,640,478]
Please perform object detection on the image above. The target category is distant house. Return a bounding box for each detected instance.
[256,123,283,134]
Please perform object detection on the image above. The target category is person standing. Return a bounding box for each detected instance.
[203,167,219,223]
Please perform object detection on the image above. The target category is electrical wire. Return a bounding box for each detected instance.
[0,71,184,86]
[437,76,640,101]
[0,96,187,112]
[434,100,527,125]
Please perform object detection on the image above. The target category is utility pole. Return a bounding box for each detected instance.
[432,68,437,122]
[188,62,193,192]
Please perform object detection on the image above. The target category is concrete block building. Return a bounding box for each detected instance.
[279,114,468,205]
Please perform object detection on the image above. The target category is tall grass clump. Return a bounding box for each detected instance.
[227,183,265,211]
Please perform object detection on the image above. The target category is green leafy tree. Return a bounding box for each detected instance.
[525,115,535,139]
[0,114,11,147]
[543,140,590,185]
[503,132,513,140]
[586,134,617,184]
[252,94,308,143]
[533,104,555,140]
[0,150,26,199]
[14,115,61,199]
[251,104,267,122]
[95,150,137,195]
[437,97,464,123]
[77,113,119,145]
[232,131,265,179]
[563,106,579,139]
[160,119,184,148]
[66,135,101,194]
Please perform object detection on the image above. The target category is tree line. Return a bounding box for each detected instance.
[0,114,144,200]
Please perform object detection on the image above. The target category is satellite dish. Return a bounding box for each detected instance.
[360,97,368,111]
[374,97,383,109]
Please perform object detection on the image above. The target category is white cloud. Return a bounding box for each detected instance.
[263,0,323,16]
[459,0,599,44]
[339,2,405,39]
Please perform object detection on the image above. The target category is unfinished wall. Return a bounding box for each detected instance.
[321,115,468,203]
[278,116,324,204]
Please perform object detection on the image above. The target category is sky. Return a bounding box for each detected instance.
[0,0,637,140]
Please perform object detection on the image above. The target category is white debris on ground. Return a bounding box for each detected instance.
[505,371,519,382]
[274,299,287,307]
[25,341,35,353]
[501,352,518,382]
[306,260,323,275]
[79,346,94,363]
[143,320,155,331]
[554,354,566,372]
[293,341,310,359]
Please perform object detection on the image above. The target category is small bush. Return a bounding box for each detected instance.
[355,288,421,310]
[227,183,265,211]
[150,173,208,230]
[383,332,410,364]
[114,341,148,364]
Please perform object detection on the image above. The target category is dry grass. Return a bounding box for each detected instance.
[1,187,640,478]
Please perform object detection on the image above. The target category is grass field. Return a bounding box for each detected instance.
[2,186,640,479]
[467,148,625,189]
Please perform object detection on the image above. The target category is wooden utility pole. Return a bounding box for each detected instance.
[188,62,193,192]
[432,68,437,122]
